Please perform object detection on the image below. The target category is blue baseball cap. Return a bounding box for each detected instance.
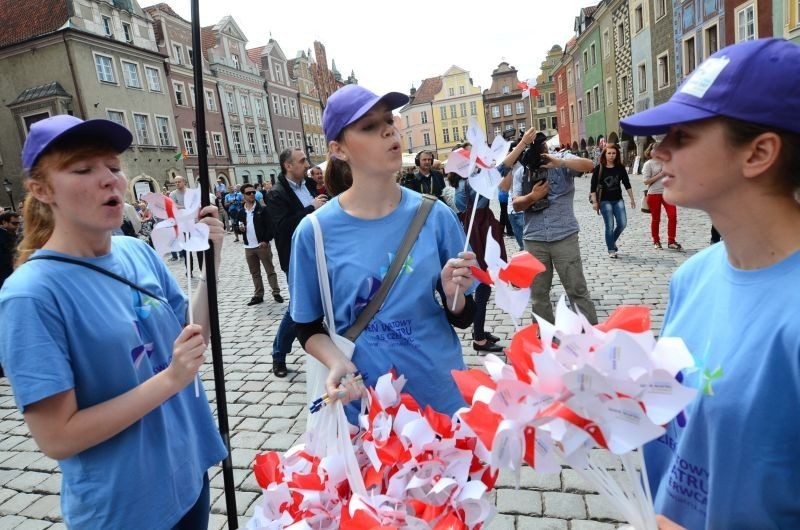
[621,38,800,136]
[22,114,133,173]
[323,85,409,141]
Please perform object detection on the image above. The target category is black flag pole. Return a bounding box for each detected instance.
[190,1,238,527]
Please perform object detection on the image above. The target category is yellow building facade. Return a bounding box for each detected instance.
[431,66,484,159]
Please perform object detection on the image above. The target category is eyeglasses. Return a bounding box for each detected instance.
[243,191,256,196]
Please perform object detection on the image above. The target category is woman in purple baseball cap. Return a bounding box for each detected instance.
[288,84,479,421]
[0,115,227,528]
[620,38,800,530]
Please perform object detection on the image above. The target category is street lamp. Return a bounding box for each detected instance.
[3,179,14,212]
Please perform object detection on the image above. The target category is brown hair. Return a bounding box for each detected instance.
[600,143,624,169]
[718,117,800,196]
[324,155,352,197]
[15,144,120,267]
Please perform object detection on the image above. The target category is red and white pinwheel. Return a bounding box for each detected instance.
[517,78,540,100]
[143,188,210,257]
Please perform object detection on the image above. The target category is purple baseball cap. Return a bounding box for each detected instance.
[323,85,409,141]
[22,114,133,173]
[621,38,800,136]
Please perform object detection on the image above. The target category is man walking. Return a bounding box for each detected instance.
[403,150,445,201]
[266,148,327,377]
[224,185,243,242]
[237,183,283,306]
[511,135,598,324]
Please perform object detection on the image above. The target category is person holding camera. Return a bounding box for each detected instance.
[590,143,636,258]
[512,132,598,324]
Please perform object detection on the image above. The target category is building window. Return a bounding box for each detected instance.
[189,86,196,107]
[448,87,455,96]
[443,128,450,143]
[516,101,525,114]
[107,110,126,126]
[182,130,195,155]
[704,0,717,17]
[549,92,556,106]
[272,94,281,115]
[491,105,500,118]
[494,126,501,137]
[502,85,510,94]
[585,91,592,114]
[567,67,573,87]
[704,23,719,58]
[683,37,697,75]
[637,63,647,93]
[233,130,243,155]
[101,15,113,37]
[240,95,250,116]
[172,44,183,65]
[173,82,186,106]
[537,95,545,108]
[503,103,512,116]
[560,108,566,126]
[261,133,270,154]
[606,78,614,105]
[289,99,298,118]
[459,85,465,94]
[225,91,235,113]
[315,107,322,125]
[462,125,468,138]
[634,5,644,33]
[440,106,447,120]
[273,62,284,83]
[423,132,431,145]
[405,115,410,128]
[655,0,667,20]
[281,96,289,116]
[302,103,309,122]
[122,22,132,43]
[145,66,161,91]
[583,51,589,71]
[213,133,224,157]
[505,124,514,132]
[603,30,610,56]
[248,131,257,153]
[518,122,526,133]
[590,43,597,66]
[570,104,575,123]
[295,132,302,148]
[255,98,263,118]
[460,103,467,117]
[578,99,583,119]
[617,23,626,45]
[133,114,151,145]
[736,4,756,42]
[187,48,194,66]
[539,118,547,131]
[551,116,558,129]
[657,53,670,88]
[94,54,116,83]
[452,127,460,142]
[278,131,286,151]
[155,116,171,146]
[592,86,599,111]
[470,101,477,115]
[449,104,457,118]
[558,76,564,92]
[231,54,240,69]
[205,89,216,111]
[421,110,428,123]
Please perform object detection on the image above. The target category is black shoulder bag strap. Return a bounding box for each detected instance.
[343,194,436,342]
[27,255,168,304]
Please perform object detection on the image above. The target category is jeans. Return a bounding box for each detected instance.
[171,473,209,530]
[523,233,597,325]
[646,193,677,244]
[509,211,525,251]
[599,200,627,252]
[273,308,296,362]
[472,283,492,341]
[498,201,514,236]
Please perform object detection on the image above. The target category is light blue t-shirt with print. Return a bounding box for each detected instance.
[645,243,800,529]
[289,187,473,420]
[0,237,227,529]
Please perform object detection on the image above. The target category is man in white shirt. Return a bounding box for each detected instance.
[237,183,282,306]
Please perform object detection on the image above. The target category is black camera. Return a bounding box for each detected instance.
[519,133,550,212]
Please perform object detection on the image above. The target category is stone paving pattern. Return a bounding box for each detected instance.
[0,176,714,529]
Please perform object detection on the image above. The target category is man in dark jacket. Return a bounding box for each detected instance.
[403,150,445,200]
[0,211,20,291]
[237,183,283,306]
[266,148,327,377]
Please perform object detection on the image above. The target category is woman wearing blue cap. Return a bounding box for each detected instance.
[620,38,800,530]
[288,84,478,419]
[0,115,227,528]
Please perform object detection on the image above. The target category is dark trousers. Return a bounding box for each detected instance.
[171,473,209,530]
[711,225,721,244]
[472,283,492,341]
[273,308,296,362]
[498,201,514,236]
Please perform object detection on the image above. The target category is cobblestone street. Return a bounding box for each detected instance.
[0,175,714,529]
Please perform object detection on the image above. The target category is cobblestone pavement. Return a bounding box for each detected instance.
[0,176,714,529]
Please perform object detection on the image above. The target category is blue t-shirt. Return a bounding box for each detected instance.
[289,188,473,419]
[645,244,800,529]
[0,237,227,529]
[225,191,243,213]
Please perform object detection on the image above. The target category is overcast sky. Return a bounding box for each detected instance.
[141,0,593,97]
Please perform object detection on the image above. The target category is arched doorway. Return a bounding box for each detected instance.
[607,131,619,144]
[588,136,595,147]
[129,175,160,202]
[571,141,579,152]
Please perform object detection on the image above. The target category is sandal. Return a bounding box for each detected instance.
[609,251,618,259]
[668,242,683,251]
[654,242,663,250]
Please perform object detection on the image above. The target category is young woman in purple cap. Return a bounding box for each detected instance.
[288,84,478,420]
[620,38,800,530]
[0,115,227,529]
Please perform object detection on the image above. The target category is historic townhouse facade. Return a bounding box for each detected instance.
[531,45,561,140]
[248,39,305,161]
[0,0,183,204]
[597,0,622,144]
[650,0,676,106]
[291,50,326,165]
[399,77,442,156]
[564,38,580,150]
[201,17,278,184]
[576,6,606,148]
[145,3,233,188]
[553,57,572,148]
[724,0,774,43]
[483,63,527,144]
[431,66,484,158]
[673,0,724,88]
